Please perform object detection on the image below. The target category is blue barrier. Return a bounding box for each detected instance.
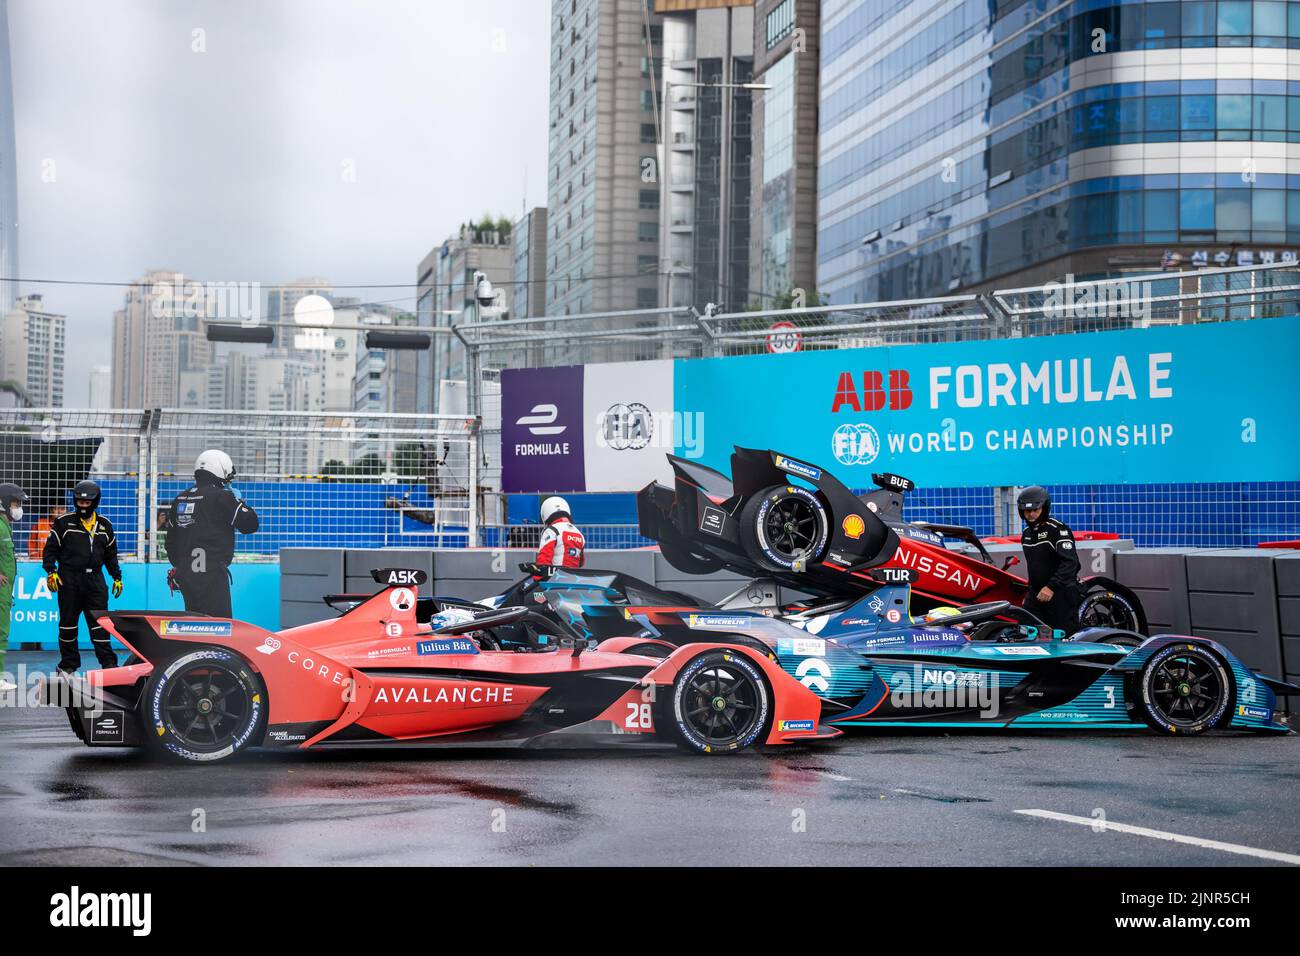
[7,561,281,651]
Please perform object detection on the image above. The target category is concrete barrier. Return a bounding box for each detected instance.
[1275,552,1300,688]
[279,549,344,629]
[1186,549,1285,677]
[1113,548,1192,635]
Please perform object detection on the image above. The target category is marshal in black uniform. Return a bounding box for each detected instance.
[1017,485,1083,635]
[166,449,259,617]
[42,480,121,671]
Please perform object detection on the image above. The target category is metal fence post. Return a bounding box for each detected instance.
[456,323,482,548]
[134,409,150,561]
[147,408,161,562]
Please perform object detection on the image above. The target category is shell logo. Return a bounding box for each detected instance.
[842,514,866,540]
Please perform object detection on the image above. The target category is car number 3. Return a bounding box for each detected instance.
[624,702,653,730]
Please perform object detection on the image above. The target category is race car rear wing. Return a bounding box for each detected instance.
[637,447,901,599]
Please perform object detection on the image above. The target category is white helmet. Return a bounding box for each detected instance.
[540,495,570,524]
[195,449,236,483]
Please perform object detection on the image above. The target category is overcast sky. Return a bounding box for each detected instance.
[8,0,551,404]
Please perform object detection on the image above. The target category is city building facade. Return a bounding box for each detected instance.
[546,0,664,314]
[110,271,214,409]
[1,294,65,407]
[415,225,512,412]
[0,0,17,317]
[816,0,1300,303]
[658,0,756,311]
[511,206,549,318]
[749,0,820,303]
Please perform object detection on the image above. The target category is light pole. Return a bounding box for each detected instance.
[660,79,770,310]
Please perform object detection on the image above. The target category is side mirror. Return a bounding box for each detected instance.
[1002,555,1021,570]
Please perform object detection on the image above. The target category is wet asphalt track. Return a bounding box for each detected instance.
[2,651,1298,867]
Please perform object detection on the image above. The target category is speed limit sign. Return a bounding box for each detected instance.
[766,321,802,354]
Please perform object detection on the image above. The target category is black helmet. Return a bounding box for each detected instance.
[0,482,28,511]
[1017,485,1051,522]
[72,479,102,516]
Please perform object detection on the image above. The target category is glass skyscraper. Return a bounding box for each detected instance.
[817,0,1300,302]
[0,0,18,316]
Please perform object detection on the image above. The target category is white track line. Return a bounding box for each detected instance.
[1015,809,1300,865]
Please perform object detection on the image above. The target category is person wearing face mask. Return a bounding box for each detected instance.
[42,480,121,672]
[0,482,28,688]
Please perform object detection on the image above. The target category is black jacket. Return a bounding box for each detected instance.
[166,476,259,571]
[42,512,122,579]
[1020,517,1081,592]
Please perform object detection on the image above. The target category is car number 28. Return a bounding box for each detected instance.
[624,702,653,730]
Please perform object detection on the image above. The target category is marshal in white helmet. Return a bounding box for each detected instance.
[536,495,585,568]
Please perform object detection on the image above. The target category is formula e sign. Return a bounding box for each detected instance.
[671,316,1300,485]
[501,362,677,493]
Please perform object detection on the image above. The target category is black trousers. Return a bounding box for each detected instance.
[1023,582,1084,636]
[178,567,233,618]
[56,571,117,671]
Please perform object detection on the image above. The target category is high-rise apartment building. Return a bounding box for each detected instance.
[110,271,214,409]
[415,224,512,411]
[546,0,664,315]
[0,0,17,317]
[511,207,549,319]
[749,0,820,302]
[658,1,756,311]
[1,294,65,407]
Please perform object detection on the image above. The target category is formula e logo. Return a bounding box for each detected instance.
[516,404,565,436]
[832,423,880,466]
[255,636,281,656]
[601,402,652,450]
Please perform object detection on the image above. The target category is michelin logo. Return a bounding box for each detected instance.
[687,615,753,629]
[774,455,822,481]
[159,620,233,637]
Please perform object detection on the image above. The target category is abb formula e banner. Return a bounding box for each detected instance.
[671,316,1300,487]
[501,361,678,493]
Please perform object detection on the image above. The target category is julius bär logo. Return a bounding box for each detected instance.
[832,370,913,413]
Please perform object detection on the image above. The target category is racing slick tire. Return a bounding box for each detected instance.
[1077,585,1144,634]
[739,484,830,573]
[671,650,771,754]
[142,647,267,763]
[1136,643,1231,736]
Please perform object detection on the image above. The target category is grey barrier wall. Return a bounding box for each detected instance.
[280,549,344,629]
[280,547,1300,693]
[1271,552,1300,688]
[1112,548,1193,634]
[1185,549,1285,677]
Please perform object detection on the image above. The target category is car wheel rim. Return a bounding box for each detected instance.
[1150,654,1222,726]
[682,665,760,745]
[164,665,250,751]
[1079,594,1137,631]
[764,497,818,559]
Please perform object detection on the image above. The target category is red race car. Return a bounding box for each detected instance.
[44,568,835,763]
